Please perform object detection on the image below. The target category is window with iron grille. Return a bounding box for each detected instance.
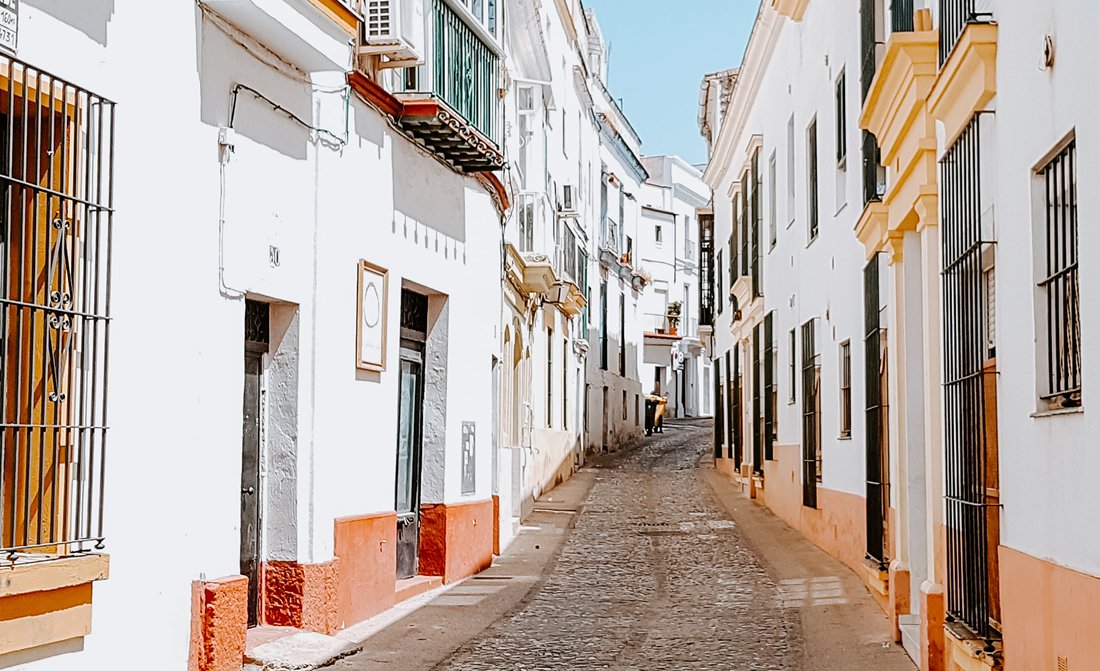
[740,174,750,279]
[940,114,1001,641]
[801,319,821,507]
[0,58,116,561]
[808,119,820,241]
[518,195,535,252]
[764,312,775,461]
[599,281,608,370]
[753,324,763,474]
[836,72,847,166]
[840,341,852,438]
[547,327,553,427]
[562,339,568,430]
[860,0,886,206]
[619,292,625,376]
[716,250,724,316]
[699,214,715,325]
[768,153,778,249]
[1037,139,1080,407]
[751,148,762,297]
[788,328,797,403]
[730,348,741,466]
[865,254,890,567]
[728,231,736,304]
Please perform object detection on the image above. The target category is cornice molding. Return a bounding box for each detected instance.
[928,22,998,148]
[703,6,781,189]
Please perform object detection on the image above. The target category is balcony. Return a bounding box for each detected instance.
[203,0,359,72]
[395,0,504,172]
[506,244,557,295]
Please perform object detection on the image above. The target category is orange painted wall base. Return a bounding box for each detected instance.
[333,512,398,629]
[188,576,247,671]
[419,499,495,583]
[262,561,338,634]
[1000,546,1100,671]
[920,581,946,671]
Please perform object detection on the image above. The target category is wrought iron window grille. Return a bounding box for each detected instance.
[864,255,890,568]
[0,56,116,562]
[1037,139,1080,407]
[940,113,1001,642]
[801,319,821,508]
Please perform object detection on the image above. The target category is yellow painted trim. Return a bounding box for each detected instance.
[859,31,939,165]
[307,0,359,36]
[0,600,92,656]
[770,0,808,21]
[928,23,998,148]
[0,555,109,599]
[854,201,889,259]
[946,632,1001,671]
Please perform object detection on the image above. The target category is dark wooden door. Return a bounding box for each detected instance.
[241,348,263,626]
[395,350,425,580]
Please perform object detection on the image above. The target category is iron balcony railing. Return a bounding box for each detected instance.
[429,0,499,143]
[891,0,915,33]
[940,0,994,66]
[0,57,115,562]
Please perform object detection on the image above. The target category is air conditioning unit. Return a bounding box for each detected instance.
[558,184,577,214]
[359,0,425,66]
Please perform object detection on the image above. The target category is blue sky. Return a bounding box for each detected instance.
[584,0,759,166]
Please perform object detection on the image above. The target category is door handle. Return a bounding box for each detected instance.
[242,487,255,495]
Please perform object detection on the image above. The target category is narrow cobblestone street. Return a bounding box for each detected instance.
[334,421,914,671]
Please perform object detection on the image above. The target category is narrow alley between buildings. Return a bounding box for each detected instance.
[320,421,914,671]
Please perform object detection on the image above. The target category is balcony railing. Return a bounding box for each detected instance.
[430,0,498,142]
[940,0,993,65]
[890,0,915,33]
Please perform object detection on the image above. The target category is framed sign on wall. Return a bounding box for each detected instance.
[356,260,388,371]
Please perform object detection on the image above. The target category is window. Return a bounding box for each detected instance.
[1037,138,1080,406]
[655,225,663,245]
[563,338,569,430]
[808,119,820,241]
[788,329,797,403]
[840,341,852,437]
[764,312,776,461]
[787,114,796,226]
[599,282,608,370]
[750,148,762,297]
[622,390,628,420]
[769,152,778,249]
[836,71,847,166]
[0,57,116,559]
[939,114,1001,639]
[801,320,822,508]
[619,293,626,375]
[518,195,535,252]
[716,250,724,316]
[635,394,640,426]
[547,327,554,427]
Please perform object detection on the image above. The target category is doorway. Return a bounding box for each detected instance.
[395,289,429,580]
[241,299,269,627]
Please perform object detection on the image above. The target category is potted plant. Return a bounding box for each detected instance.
[666,301,682,335]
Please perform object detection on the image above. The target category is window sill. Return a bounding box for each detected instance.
[837,434,852,441]
[1029,406,1084,419]
[0,554,109,657]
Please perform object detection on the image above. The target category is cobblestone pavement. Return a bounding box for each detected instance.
[436,420,801,671]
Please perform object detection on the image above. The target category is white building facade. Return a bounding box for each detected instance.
[639,155,712,419]
[701,1,1100,670]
